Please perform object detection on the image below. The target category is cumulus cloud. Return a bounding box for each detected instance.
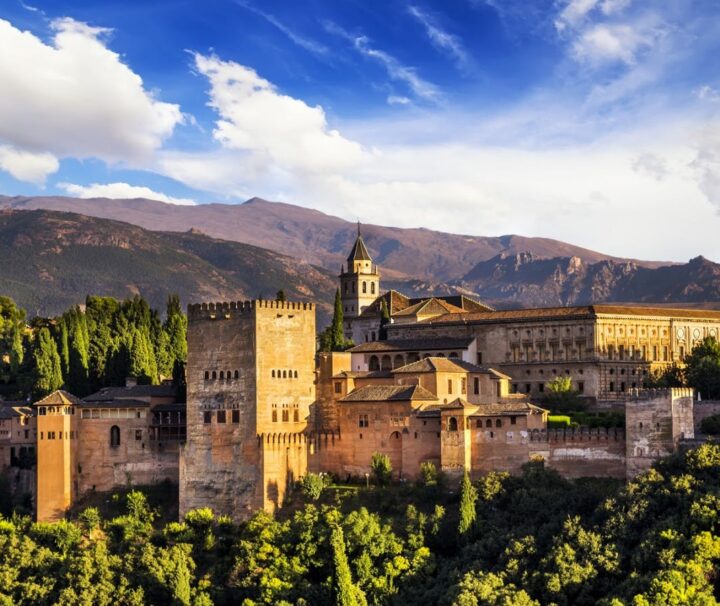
[572,23,653,65]
[58,182,196,205]
[0,17,182,182]
[0,145,59,184]
[191,53,367,174]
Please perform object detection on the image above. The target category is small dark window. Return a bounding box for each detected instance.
[294,370,298,378]
[334,382,342,394]
[510,416,517,425]
[293,409,299,422]
[110,425,121,447]
[232,409,240,423]
[217,410,226,424]
[282,410,289,422]
[272,410,278,422]
[204,371,209,380]
[219,371,224,380]
[135,429,142,440]
[578,381,585,393]
[539,383,545,393]
[272,370,276,378]
[203,411,212,424]
[235,370,240,379]
[212,371,217,380]
[448,417,458,431]
[485,419,492,428]
[525,383,531,393]
[609,381,615,392]
[474,377,480,395]
[495,419,502,428]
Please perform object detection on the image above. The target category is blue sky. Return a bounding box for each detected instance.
[1,0,719,261]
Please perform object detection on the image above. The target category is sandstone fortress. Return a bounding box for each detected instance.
[2,231,718,521]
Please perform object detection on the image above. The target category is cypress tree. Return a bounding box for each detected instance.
[164,294,187,375]
[66,306,90,395]
[32,327,63,398]
[57,317,70,380]
[331,288,345,351]
[331,524,367,606]
[86,296,120,389]
[458,470,478,537]
[379,298,391,341]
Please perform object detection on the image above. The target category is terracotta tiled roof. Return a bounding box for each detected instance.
[358,290,411,318]
[346,234,372,263]
[84,384,177,402]
[349,337,475,353]
[78,398,150,409]
[331,370,393,379]
[411,304,720,326]
[393,298,466,318]
[34,390,83,407]
[392,357,494,374]
[340,384,437,402]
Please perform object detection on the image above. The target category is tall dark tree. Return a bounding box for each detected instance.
[32,327,63,398]
[0,296,26,385]
[276,289,286,302]
[331,524,367,606]
[684,336,720,399]
[86,296,121,390]
[164,294,187,375]
[458,471,478,537]
[379,298,391,341]
[63,306,90,395]
[331,288,345,351]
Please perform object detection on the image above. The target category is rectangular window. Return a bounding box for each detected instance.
[578,381,584,393]
[663,346,668,361]
[448,379,453,394]
[525,383,531,393]
[609,381,615,392]
[477,352,483,365]
[474,377,480,395]
[334,382,342,394]
[538,383,544,393]
[282,410,289,422]
[203,411,212,424]
[510,416,517,425]
[653,346,658,361]
[135,430,142,441]
[232,409,240,423]
[461,378,466,394]
[217,410,226,424]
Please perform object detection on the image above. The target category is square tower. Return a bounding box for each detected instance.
[180,299,316,520]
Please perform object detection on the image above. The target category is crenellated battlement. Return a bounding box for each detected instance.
[626,387,694,400]
[530,427,625,443]
[187,299,314,320]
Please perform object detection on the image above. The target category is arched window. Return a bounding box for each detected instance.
[219,371,224,380]
[272,370,276,378]
[235,370,239,379]
[381,355,392,370]
[495,419,502,428]
[282,370,286,378]
[204,371,209,380]
[294,370,298,378]
[369,355,380,371]
[448,417,458,432]
[393,354,405,368]
[371,282,375,294]
[362,281,367,293]
[272,410,278,422]
[486,419,492,428]
[110,425,121,448]
[449,351,459,358]
[212,371,217,380]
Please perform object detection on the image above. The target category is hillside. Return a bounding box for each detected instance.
[455,252,720,308]
[0,195,667,282]
[0,209,337,320]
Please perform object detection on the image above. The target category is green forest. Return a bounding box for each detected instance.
[0,294,186,400]
[1,445,719,605]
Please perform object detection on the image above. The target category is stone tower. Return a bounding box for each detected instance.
[625,387,694,479]
[35,391,80,522]
[180,299,316,521]
[339,224,380,337]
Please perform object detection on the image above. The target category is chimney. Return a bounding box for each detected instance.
[125,376,138,388]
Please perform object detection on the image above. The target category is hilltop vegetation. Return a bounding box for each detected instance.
[1,445,719,605]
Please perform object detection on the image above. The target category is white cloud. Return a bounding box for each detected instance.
[0,17,182,182]
[691,123,720,212]
[572,23,652,65]
[696,85,720,103]
[0,144,59,184]
[324,21,441,103]
[555,0,600,32]
[407,5,471,73]
[387,95,412,106]
[57,182,196,205]
[632,152,668,181]
[191,53,367,174]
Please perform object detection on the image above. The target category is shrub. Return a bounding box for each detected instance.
[547,415,573,428]
[302,472,326,500]
[420,461,438,486]
[370,452,392,486]
[700,413,720,435]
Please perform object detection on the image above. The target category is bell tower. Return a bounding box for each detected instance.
[339,223,380,336]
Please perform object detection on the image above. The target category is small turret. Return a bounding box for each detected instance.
[339,223,381,330]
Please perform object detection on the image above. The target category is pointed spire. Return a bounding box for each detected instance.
[347,229,372,263]
[357,220,361,237]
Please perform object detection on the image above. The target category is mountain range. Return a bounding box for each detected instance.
[1,195,720,320]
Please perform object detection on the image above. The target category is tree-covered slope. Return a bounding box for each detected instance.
[0,209,336,320]
[1,445,719,605]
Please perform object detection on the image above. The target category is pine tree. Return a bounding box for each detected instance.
[331,288,345,351]
[458,470,478,537]
[331,524,367,606]
[32,327,63,398]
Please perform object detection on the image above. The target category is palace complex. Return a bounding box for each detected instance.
[3,231,720,521]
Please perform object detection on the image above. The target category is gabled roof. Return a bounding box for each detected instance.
[358,290,410,318]
[392,357,492,374]
[332,370,393,379]
[347,234,372,263]
[340,384,437,403]
[34,390,82,407]
[0,405,33,419]
[348,337,475,353]
[444,397,476,410]
[393,298,465,318]
[78,398,150,409]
